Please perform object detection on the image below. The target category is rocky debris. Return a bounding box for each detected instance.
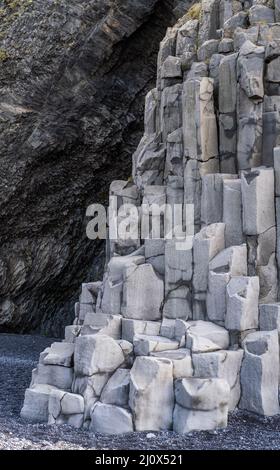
[21,0,280,435]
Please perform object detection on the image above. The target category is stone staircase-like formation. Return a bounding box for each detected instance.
[21,0,280,433]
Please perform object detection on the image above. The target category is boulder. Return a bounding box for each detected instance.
[21,384,57,423]
[226,276,260,331]
[239,330,280,415]
[74,335,125,376]
[100,369,130,407]
[133,334,179,356]
[129,356,174,431]
[90,403,133,434]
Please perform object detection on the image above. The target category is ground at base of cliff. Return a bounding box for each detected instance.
[0,333,280,450]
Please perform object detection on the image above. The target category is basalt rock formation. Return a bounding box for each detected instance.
[21,0,280,433]
[0,0,191,336]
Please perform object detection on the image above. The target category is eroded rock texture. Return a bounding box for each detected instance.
[0,0,191,335]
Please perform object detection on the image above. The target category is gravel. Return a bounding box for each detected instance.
[0,333,280,450]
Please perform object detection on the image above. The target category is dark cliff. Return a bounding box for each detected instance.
[0,0,192,336]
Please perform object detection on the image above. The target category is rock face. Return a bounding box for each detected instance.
[21,1,280,434]
[0,0,190,336]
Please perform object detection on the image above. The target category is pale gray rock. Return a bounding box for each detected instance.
[267,57,280,83]
[226,276,260,331]
[223,179,243,247]
[160,319,176,339]
[21,384,58,423]
[182,78,218,162]
[81,313,122,339]
[218,38,234,53]
[31,364,73,391]
[241,168,275,235]
[192,349,244,410]
[41,342,74,368]
[133,134,166,189]
[176,19,199,57]
[224,12,249,38]
[185,320,230,352]
[198,0,220,46]
[173,404,229,433]
[259,303,280,331]
[48,390,84,419]
[72,373,109,420]
[161,84,182,141]
[165,128,184,180]
[193,223,225,294]
[90,403,133,434]
[161,56,182,79]
[74,335,125,376]
[144,88,158,136]
[122,263,163,321]
[175,377,230,411]
[150,349,193,379]
[129,356,174,431]
[197,39,220,62]
[249,5,275,24]
[64,325,81,343]
[240,330,280,415]
[233,26,259,50]
[165,238,193,290]
[133,334,179,356]
[238,40,265,99]
[201,174,237,225]
[218,53,236,100]
[121,318,161,343]
[237,88,263,170]
[100,369,130,407]
[163,285,192,320]
[207,245,248,323]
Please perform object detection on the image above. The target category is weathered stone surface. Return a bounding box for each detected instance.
[74,335,125,376]
[21,384,58,423]
[259,303,280,331]
[186,320,230,352]
[122,264,163,321]
[161,84,182,141]
[144,89,158,136]
[173,404,229,433]
[72,373,109,420]
[241,168,275,235]
[31,364,73,391]
[240,330,280,416]
[201,174,237,225]
[41,342,74,368]
[197,39,220,62]
[193,349,244,410]
[100,369,130,407]
[224,12,248,38]
[237,88,263,170]
[133,134,166,189]
[151,348,193,379]
[249,5,275,25]
[163,285,192,320]
[161,56,182,79]
[48,390,84,427]
[193,223,225,294]
[219,54,238,114]
[198,0,220,46]
[223,179,243,247]
[226,276,260,331]
[176,19,199,57]
[81,313,122,339]
[90,403,133,434]
[122,318,161,343]
[64,325,81,343]
[175,377,230,411]
[129,356,174,431]
[134,334,179,356]
[238,40,265,99]
[207,245,247,323]
[182,77,218,162]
